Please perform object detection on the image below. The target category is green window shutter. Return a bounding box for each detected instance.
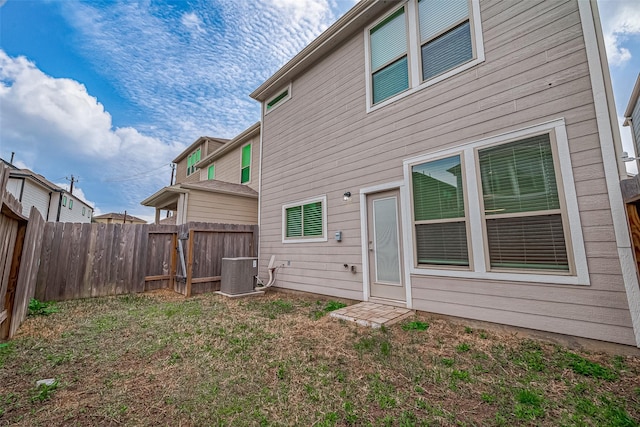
[196,148,201,162]
[241,144,251,183]
[242,144,251,167]
[286,206,302,237]
[208,165,215,180]
[302,202,323,236]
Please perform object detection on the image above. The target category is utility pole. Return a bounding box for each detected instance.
[10,152,15,164]
[170,163,175,186]
[123,210,127,224]
[65,175,78,194]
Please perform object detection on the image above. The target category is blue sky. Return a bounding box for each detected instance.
[0,0,639,222]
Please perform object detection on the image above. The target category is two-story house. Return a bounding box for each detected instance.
[251,0,640,347]
[142,124,260,225]
[3,159,93,223]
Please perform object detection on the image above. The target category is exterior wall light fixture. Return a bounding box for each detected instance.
[343,191,351,201]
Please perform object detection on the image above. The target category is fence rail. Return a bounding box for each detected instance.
[35,221,258,301]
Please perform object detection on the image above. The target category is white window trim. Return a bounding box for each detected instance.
[264,83,292,115]
[282,195,328,243]
[402,118,590,286]
[240,143,252,185]
[364,0,485,113]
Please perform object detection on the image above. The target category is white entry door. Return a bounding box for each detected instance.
[367,189,405,302]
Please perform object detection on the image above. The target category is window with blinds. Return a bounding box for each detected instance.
[367,0,481,109]
[284,200,324,240]
[412,155,469,266]
[478,134,569,271]
[241,144,251,184]
[418,0,473,81]
[370,7,409,104]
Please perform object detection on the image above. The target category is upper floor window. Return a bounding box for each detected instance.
[62,196,67,207]
[265,84,291,114]
[69,199,74,209]
[366,0,483,110]
[208,164,215,180]
[187,147,201,176]
[241,144,251,184]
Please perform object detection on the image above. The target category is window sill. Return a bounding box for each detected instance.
[409,266,589,286]
[282,237,328,244]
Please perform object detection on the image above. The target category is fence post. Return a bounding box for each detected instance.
[0,223,26,340]
[185,229,195,297]
[169,232,178,291]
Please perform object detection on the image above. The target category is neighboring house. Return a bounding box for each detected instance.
[251,0,640,347]
[93,212,147,225]
[174,136,229,185]
[141,123,260,225]
[2,160,93,223]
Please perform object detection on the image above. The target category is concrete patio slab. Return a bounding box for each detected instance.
[329,302,414,328]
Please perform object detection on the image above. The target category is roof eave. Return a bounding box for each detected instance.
[172,136,230,163]
[140,186,186,207]
[624,73,640,118]
[249,0,387,102]
[196,122,261,168]
[180,183,258,199]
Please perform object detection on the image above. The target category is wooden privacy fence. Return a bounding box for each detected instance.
[0,165,45,340]
[35,222,258,301]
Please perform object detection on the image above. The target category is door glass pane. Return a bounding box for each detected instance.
[373,197,401,284]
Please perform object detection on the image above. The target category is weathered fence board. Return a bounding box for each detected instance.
[34,222,258,301]
[1,165,44,340]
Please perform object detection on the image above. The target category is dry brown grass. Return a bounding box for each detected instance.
[1,290,639,426]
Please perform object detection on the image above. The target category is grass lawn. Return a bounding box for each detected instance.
[1,290,639,426]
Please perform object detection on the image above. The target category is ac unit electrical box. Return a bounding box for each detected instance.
[221,257,258,295]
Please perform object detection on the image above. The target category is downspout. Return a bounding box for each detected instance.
[46,192,52,220]
[17,178,25,202]
[56,192,63,222]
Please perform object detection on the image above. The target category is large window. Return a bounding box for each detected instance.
[366,0,483,109]
[408,125,580,282]
[478,135,568,271]
[282,196,327,243]
[241,144,251,184]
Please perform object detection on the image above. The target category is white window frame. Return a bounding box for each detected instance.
[364,0,485,113]
[264,83,292,115]
[282,195,328,244]
[402,119,590,286]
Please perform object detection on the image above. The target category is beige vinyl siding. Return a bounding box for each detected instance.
[211,134,260,191]
[186,190,258,225]
[258,0,636,344]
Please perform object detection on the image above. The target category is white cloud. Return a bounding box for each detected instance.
[181,12,205,34]
[0,50,183,213]
[598,0,640,66]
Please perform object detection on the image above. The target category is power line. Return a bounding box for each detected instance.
[102,163,171,182]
